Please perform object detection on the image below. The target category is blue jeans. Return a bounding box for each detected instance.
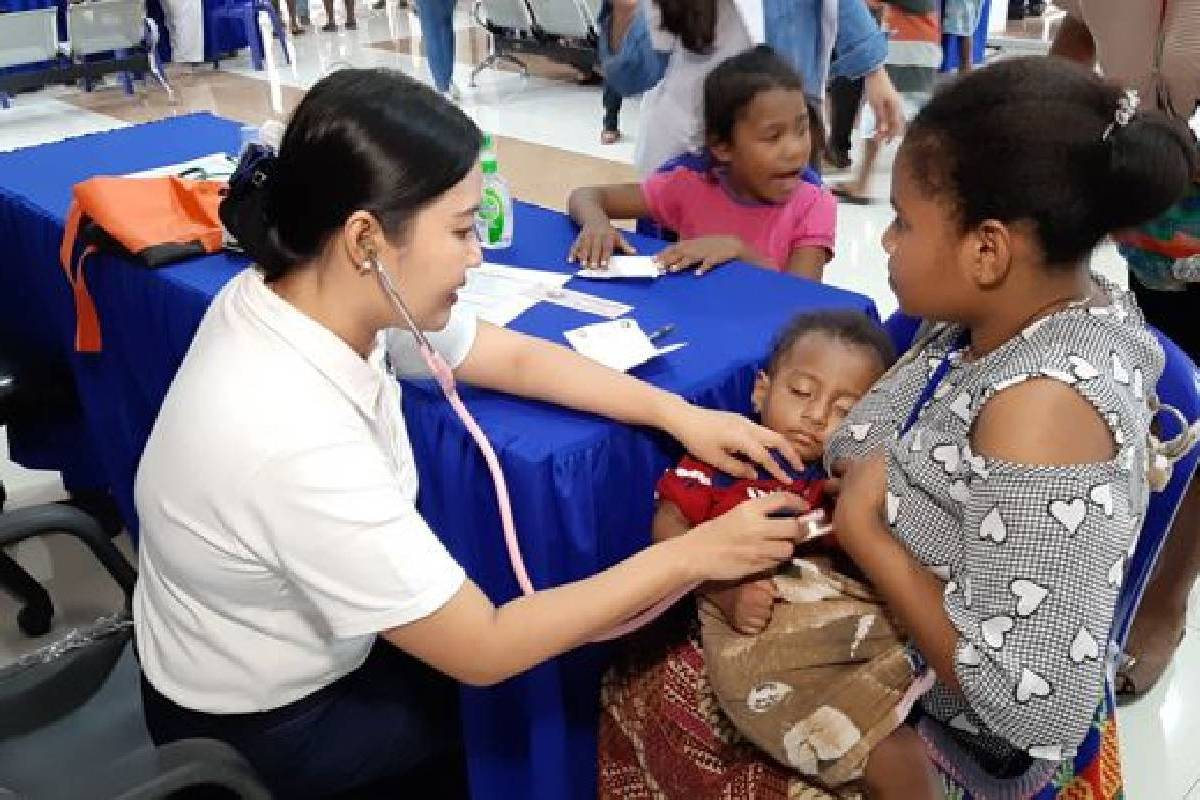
[416,0,456,92]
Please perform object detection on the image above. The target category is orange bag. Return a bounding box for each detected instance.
[59,176,226,353]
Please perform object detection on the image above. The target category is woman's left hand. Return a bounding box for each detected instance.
[665,403,803,483]
[832,452,889,547]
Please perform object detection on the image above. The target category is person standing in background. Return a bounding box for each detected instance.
[415,0,459,97]
[161,0,205,63]
[941,0,984,73]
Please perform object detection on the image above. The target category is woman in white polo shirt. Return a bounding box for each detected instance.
[132,68,814,799]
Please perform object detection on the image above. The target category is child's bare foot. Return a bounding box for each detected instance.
[863,726,940,800]
[601,128,621,145]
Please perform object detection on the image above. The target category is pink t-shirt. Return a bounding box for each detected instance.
[642,167,837,271]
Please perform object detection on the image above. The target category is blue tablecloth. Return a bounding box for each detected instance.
[0,113,877,800]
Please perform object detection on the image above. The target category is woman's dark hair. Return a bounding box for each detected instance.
[242,68,482,280]
[902,56,1199,266]
[655,0,717,54]
[703,46,823,168]
[767,310,896,375]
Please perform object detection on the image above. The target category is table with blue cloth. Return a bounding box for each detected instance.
[0,113,877,800]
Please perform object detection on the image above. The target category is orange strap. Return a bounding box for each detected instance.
[60,201,104,353]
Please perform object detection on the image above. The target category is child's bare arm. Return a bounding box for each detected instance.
[785,247,830,282]
[652,500,693,543]
[654,500,778,634]
[567,184,649,267]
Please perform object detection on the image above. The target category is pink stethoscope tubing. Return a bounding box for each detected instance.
[373,264,824,641]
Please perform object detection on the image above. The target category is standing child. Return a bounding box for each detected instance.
[568,46,836,281]
[833,0,941,204]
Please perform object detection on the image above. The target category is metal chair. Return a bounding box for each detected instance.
[525,0,594,39]
[471,0,534,86]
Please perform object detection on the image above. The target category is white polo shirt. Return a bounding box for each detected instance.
[133,268,474,714]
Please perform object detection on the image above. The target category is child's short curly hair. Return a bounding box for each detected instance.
[766,310,896,375]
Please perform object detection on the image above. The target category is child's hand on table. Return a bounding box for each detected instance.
[705,577,779,635]
[655,236,746,276]
[568,222,637,269]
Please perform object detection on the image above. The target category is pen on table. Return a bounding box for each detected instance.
[648,323,675,342]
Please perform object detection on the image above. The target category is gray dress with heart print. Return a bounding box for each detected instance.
[825,277,1163,787]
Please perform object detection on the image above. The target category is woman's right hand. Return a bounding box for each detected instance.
[683,492,815,582]
[568,222,637,269]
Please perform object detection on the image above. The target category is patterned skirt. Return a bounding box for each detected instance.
[597,622,1124,800]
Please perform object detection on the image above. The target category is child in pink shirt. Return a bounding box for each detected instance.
[568,46,837,281]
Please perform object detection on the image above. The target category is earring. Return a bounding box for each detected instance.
[360,251,378,275]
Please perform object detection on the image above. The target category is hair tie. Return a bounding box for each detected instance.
[1102,88,1140,142]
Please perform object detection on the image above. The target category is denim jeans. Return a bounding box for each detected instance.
[415,0,457,92]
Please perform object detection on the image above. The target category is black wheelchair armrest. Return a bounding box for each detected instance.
[0,504,135,602]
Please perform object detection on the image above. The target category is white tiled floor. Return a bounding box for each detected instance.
[0,7,1196,796]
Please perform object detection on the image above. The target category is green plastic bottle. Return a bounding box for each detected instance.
[476,134,513,249]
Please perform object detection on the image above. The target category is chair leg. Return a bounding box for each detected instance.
[470,52,528,87]
[256,0,293,65]
[0,551,54,637]
[243,7,266,70]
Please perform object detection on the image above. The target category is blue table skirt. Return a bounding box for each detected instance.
[0,113,877,800]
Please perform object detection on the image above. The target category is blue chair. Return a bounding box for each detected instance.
[882,311,1200,654]
[210,0,290,72]
[634,150,823,241]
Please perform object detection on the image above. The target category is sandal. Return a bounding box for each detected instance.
[601,129,621,145]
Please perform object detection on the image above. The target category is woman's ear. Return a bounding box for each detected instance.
[342,211,386,271]
[962,219,1013,290]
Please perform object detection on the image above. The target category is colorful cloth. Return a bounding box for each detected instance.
[1118,181,1200,291]
[597,619,1123,799]
[641,167,838,270]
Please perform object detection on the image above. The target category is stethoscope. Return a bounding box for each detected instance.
[369,254,705,641]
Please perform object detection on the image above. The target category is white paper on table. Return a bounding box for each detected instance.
[125,153,238,180]
[455,263,571,326]
[532,286,632,319]
[575,255,662,281]
[564,319,687,372]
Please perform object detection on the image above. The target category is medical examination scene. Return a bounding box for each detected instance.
[0,0,1198,797]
